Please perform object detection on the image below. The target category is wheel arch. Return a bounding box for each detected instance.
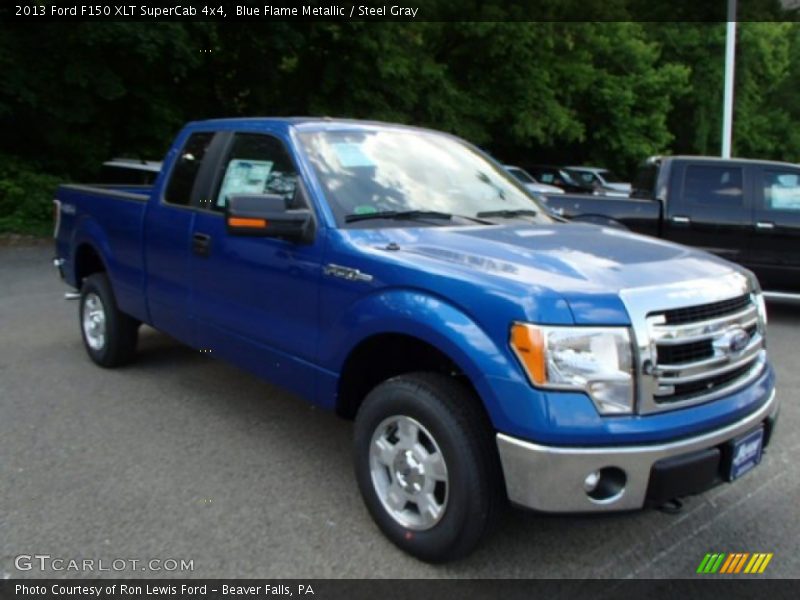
[328,289,519,428]
[73,242,108,288]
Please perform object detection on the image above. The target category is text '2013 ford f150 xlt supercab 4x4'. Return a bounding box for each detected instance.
[53,119,778,562]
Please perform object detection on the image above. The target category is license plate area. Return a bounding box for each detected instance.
[726,426,764,481]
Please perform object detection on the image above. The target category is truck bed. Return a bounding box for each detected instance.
[54,183,153,320]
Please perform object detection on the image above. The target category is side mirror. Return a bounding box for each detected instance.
[226,194,314,243]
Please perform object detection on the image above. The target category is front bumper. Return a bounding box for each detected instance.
[496,388,778,512]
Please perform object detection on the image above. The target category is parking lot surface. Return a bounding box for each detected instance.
[2,244,798,579]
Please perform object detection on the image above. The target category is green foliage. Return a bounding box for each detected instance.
[0,17,799,234]
[0,156,61,235]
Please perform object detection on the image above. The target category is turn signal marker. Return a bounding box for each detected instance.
[228,217,268,228]
[510,324,546,385]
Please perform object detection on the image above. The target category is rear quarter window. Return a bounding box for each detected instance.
[164,132,215,206]
[632,163,657,198]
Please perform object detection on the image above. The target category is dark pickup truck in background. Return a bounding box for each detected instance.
[540,156,800,297]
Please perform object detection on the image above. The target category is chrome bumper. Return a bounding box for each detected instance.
[496,388,778,513]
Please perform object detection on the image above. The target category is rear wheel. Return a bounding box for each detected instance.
[354,372,503,562]
[79,273,138,367]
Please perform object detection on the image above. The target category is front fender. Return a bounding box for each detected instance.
[319,288,542,431]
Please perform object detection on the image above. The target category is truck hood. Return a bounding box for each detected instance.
[344,222,740,323]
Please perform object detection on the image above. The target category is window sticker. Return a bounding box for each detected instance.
[769,184,800,210]
[332,143,375,168]
[217,159,274,207]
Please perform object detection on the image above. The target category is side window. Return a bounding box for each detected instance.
[164,132,214,206]
[212,133,302,211]
[632,163,657,198]
[684,165,743,207]
[538,172,555,184]
[763,169,800,211]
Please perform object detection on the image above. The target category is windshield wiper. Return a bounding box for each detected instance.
[476,209,538,219]
[345,210,453,223]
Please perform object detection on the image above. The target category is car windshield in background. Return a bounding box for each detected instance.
[557,169,581,185]
[566,170,596,185]
[599,169,626,183]
[507,167,536,184]
[297,128,550,226]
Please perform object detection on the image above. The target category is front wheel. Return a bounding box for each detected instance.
[79,273,139,367]
[354,372,503,562]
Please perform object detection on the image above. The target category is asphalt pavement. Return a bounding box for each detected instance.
[1,243,798,579]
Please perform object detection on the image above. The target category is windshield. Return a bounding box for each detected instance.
[564,169,597,185]
[598,169,627,184]
[506,166,536,184]
[297,128,550,227]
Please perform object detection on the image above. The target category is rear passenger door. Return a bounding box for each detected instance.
[748,165,800,292]
[663,162,753,265]
[144,130,224,344]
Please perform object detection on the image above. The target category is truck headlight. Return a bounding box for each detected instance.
[510,323,635,415]
[744,270,768,336]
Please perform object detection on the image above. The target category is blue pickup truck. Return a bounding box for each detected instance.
[53,118,778,562]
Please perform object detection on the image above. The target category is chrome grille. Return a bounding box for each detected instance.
[620,273,767,415]
[661,294,750,325]
[647,296,765,407]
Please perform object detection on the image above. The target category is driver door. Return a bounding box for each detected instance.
[189,131,327,398]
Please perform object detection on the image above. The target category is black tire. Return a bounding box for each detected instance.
[354,372,504,562]
[79,273,139,367]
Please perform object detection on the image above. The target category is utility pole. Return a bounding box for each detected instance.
[721,0,737,158]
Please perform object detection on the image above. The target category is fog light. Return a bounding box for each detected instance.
[584,467,627,503]
[584,471,601,493]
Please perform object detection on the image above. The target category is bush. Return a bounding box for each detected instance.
[0,156,63,236]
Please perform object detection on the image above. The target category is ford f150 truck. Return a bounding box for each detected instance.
[53,120,778,562]
[540,156,800,297]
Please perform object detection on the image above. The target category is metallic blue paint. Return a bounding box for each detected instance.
[54,118,776,447]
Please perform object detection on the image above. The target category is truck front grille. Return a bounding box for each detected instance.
[646,297,765,408]
[661,294,750,325]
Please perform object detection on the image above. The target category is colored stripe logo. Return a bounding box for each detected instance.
[697,552,773,574]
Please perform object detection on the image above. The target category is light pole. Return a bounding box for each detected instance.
[721,0,737,158]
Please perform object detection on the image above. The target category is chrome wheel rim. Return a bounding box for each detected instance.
[369,415,449,531]
[82,292,107,351]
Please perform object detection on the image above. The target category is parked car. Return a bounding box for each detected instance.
[524,164,594,194]
[565,166,632,197]
[541,155,800,296]
[53,122,778,562]
[504,165,565,195]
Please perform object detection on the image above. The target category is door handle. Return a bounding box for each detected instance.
[671,215,691,224]
[192,232,211,256]
[755,221,775,231]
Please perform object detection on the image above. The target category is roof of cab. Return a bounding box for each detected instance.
[651,155,799,168]
[184,116,437,135]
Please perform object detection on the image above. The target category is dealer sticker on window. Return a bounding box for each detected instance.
[728,427,764,481]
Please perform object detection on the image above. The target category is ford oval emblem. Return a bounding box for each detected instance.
[726,328,750,355]
[713,327,750,357]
